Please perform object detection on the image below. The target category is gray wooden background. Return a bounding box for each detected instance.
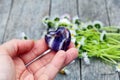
[0,0,120,80]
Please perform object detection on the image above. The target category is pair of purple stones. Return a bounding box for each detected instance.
[45,27,71,51]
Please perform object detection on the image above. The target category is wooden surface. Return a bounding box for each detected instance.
[3,0,50,42]
[0,0,11,44]
[0,0,120,80]
[107,0,120,26]
[78,0,119,80]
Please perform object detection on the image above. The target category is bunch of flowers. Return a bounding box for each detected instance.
[42,14,120,66]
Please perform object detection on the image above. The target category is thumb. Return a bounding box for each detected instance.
[0,39,34,57]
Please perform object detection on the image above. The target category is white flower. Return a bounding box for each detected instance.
[69,29,76,43]
[51,15,60,21]
[85,22,94,29]
[80,22,86,29]
[84,57,90,65]
[64,69,70,75]
[82,52,90,65]
[42,16,49,21]
[20,32,28,40]
[72,16,80,24]
[42,16,49,26]
[116,64,120,72]
[82,52,88,58]
[76,41,81,49]
[54,22,59,28]
[61,14,71,20]
[69,29,76,36]
[71,37,76,43]
[80,37,86,46]
[76,37,86,49]
[100,31,106,41]
[59,68,70,75]
[73,24,79,30]
[59,18,71,25]
[93,20,103,29]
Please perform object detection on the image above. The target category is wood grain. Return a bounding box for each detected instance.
[81,58,119,80]
[78,0,109,25]
[50,0,78,17]
[3,0,50,42]
[56,59,80,80]
[78,0,119,80]
[106,0,120,26]
[106,0,120,78]
[0,0,11,43]
[50,0,81,80]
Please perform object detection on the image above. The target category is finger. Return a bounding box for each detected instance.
[0,39,34,58]
[27,51,56,74]
[36,50,66,80]
[20,70,34,80]
[68,42,75,48]
[64,48,78,66]
[20,39,49,64]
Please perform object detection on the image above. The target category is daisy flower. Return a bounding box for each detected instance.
[116,64,120,72]
[72,16,81,25]
[59,68,70,75]
[73,24,79,30]
[61,14,71,20]
[80,36,86,46]
[100,31,106,41]
[20,32,28,40]
[85,22,94,29]
[58,18,71,27]
[42,16,50,26]
[52,15,60,22]
[82,52,90,65]
[69,28,76,43]
[76,37,86,49]
[93,20,103,29]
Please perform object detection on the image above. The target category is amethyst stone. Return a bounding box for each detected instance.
[45,27,71,51]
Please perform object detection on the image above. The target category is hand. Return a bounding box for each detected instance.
[0,39,78,80]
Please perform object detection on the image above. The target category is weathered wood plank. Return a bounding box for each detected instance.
[78,0,109,25]
[3,0,50,42]
[50,0,81,80]
[50,0,78,17]
[56,60,80,80]
[106,0,120,26]
[78,0,119,80]
[0,0,11,43]
[81,58,119,80]
[106,0,120,79]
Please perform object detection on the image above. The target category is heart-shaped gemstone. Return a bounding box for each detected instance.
[45,27,71,51]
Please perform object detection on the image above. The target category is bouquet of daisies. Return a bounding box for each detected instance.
[42,14,120,66]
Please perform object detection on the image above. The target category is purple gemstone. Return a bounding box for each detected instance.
[45,27,71,51]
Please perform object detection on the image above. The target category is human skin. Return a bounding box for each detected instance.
[0,39,78,80]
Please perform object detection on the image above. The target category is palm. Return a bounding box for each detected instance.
[14,51,56,80]
[13,57,34,80]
